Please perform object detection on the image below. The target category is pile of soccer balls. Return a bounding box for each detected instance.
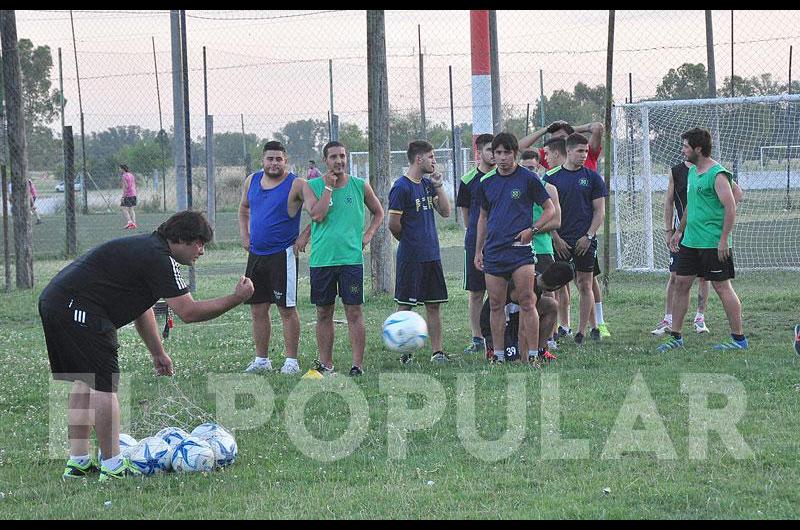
[104,423,237,475]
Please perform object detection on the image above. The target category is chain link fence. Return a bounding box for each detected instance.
[2,10,798,274]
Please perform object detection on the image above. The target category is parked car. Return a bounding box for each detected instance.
[55,180,83,192]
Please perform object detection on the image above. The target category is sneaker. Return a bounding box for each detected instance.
[314,360,335,375]
[542,350,557,362]
[463,338,486,355]
[98,457,142,482]
[430,351,450,364]
[557,326,572,339]
[244,357,272,373]
[656,335,684,353]
[547,339,558,351]
[399,353,414,365]
[794,324,800,355]
[348,366,363,377]
[280,359,300,374]
[713,337,748,350]
[597,322,611,338]
[589,328,601,341]
[574,332,584,345]
[651,319,672,336]
[62,457,99,479]
[490,354,504,364]
[36,218,42,225]
[694,318,710,334]
[124,222,134,230]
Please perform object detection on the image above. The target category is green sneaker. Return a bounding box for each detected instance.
[63,457,99,479]
[597,322,611,338]
[98,457,142,482]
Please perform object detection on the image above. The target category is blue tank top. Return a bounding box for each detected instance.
[247,171,301,255]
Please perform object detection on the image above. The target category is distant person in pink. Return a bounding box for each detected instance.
[306,160,322,180]
[28,178,41,224]
[119,164,138,229]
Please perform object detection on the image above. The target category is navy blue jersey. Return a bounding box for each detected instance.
[545,165,607,245]
[388,175,441,263]
[671,162,689,230]
[476,165,550,263]
[456,167,492,248]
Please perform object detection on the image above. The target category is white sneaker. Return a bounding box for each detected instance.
[694,318,709,334]
[244,357,272,373]
[547,339,558,351]
[651,320,671,336]
[280,359,300,374]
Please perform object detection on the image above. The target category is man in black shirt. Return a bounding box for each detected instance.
[39,210,254,481]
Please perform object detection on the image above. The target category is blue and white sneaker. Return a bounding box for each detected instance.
[656,335,684,353]
[713,337,748,350]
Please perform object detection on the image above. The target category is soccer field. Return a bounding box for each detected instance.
[0,246,799,519]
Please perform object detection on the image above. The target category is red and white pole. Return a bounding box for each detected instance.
[470,10,492,162]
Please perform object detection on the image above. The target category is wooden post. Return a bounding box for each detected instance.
[367,10,394,295]
[602,10,615,297]
[64,126,77,258]
[2,164,10,292]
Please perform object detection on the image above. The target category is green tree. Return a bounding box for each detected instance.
[337,122,368,153]
[655,63,708,100]
[274,119,328,171]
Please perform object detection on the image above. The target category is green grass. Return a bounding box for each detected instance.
[1,249,799,519]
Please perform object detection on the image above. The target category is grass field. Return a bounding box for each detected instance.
[1,242,800,519]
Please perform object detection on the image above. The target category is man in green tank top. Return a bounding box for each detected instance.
[299,141,385,376]
[658,127,748,352]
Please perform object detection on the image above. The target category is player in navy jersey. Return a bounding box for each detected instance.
[456,133,495,356]
[547,133,608,344]
[39,211,254,480]
[474,132,555,363]
[388,140,452,364]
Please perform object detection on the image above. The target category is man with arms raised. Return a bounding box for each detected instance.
[40,211,253,480]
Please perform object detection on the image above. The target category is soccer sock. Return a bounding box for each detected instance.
[694,312,705,321]
[254,357,270,365]
[594,303,604,325]
[732,334,746,342]
[665,313,673,325]
[494,349,505,360]
[101,455,123,471]
[528,349,538,360]
[69,454,91,466]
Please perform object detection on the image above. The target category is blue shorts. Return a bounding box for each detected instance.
[310,265,364,306]
[463,245,486,292]
[395,259,448,306]
[483,246,536,279]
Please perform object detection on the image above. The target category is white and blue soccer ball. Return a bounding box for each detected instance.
[98,433,137,461]
[382,311,428,353]
[156,426,190,448]
[170,436,215,473]
[191,422,232,440]
[128,436,171,475]
[204,432,238,467]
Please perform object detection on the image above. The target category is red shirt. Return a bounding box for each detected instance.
[539,145,601,172]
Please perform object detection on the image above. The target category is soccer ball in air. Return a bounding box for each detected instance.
[128,436,171,475]
[170,436,215,473]
[382,311,428,353]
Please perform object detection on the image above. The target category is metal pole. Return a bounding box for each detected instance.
[449,65,460,227]
[63,126,76,258]
[58,48,65,136]
[488,10,501,133]
[602,10,614,293]
[418,26,426,139]
[203,46,215,230]
[705,10,721,159]
[1,165,9,292]
[787,45,793,211]
[730,10,735,98]
[539,69,545,130]
[329,59,337,141]
[180,10,192,213]
[170,10,187,211]
[525,103,530,137]
[70,11,89,214]
[241,114,251,176]
[153,36,167,212]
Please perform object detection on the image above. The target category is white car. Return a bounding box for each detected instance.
[55,180,83,192]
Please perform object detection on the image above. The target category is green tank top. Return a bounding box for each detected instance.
[681,163,733,249]
[531,168,558,256]
[308,176,365,267]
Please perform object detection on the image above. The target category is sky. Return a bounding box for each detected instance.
[11,9,800,138]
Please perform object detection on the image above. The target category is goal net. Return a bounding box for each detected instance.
[612,93,800,271]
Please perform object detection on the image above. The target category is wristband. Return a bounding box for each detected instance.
[324,185,333,192]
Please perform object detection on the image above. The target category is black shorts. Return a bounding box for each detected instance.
[310,264,364,306]
[593,255,601,277]
[245,249,298,307]
[669,250,680,273]
[535,253,555,275]
[395,259,448,306]
[39,297,120,393]
[121,196,137,207]
[555,239,597,273]
[675,244,735,281]
[463,246,486,292]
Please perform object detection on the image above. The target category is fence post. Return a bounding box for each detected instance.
[2,164,10,292]
[64,126,77,258]
[206,115,215,232]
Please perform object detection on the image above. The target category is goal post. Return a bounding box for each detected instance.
[612,93,800,271]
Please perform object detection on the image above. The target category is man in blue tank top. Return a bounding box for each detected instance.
[238,141,303,375]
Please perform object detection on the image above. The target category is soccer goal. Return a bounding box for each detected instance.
[612,93,800,271]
